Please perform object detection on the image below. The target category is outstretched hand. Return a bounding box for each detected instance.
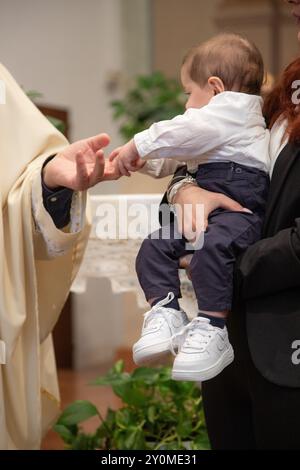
[43,133,122,190]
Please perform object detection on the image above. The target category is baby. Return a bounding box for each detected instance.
[109,33,270,382]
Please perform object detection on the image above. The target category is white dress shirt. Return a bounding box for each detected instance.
[135,91,270,178]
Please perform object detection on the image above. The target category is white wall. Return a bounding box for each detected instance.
[0,0,152,195]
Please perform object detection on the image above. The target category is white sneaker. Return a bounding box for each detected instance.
[172,317,234,382]
[133,292,189,366]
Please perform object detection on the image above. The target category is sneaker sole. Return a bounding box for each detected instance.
[171,346,234,382]
[133,339,172,366]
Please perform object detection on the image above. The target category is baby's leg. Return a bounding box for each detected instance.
[190,210,262,316]
[133,222,192,365]
[136,222,193,306]
[172,210,263,382]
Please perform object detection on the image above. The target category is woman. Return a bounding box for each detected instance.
[170,0,300,449]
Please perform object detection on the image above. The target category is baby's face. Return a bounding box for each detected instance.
[181,64,214,110]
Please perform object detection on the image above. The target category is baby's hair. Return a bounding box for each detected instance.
[183,33,264,95]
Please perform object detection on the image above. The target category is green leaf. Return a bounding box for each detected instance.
[26,89,43,100]
[112,382,145,407]
[131,367,160,384]
[70,432,100,450]
[56,400,99,426]
[191,431,211,450]
[147,405,156,423]
[111,71,184,141]
[124,428,145,450]
[176,417,193,439]
[115,408,134,428]
[53,424,77,445]
[112,360,125,374]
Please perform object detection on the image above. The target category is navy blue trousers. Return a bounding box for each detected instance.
[136,162,269,312]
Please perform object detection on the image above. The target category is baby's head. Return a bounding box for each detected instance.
[181,33,264,109]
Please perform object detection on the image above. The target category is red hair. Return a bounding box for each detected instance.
[263,57,300,143]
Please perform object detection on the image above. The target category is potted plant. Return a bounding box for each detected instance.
[54,360,210,450]
[111,71,185,140]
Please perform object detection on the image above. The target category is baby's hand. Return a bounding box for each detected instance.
[109,140,145,176]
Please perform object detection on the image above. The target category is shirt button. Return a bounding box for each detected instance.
[50,196,58,202]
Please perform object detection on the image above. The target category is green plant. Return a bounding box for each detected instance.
[26,89,66,134]
[111,71,185,140]
[54,360,210,450]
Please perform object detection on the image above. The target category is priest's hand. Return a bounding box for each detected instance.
[42,133,122,190]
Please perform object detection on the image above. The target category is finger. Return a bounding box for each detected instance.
[181,202,198,241]
[127,157,145,172]
[126,162,141,172]
[176,210,183,235]
[118,158,131,177]
[76,151,89,189]
[218,194,244,212]
[242,208,253,214]
[90,150,105,183]
[109,147,122,162]
[87,133,111,152]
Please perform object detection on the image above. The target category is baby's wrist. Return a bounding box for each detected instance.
[128,139,140,159]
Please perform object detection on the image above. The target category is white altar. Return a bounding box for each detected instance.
[71,194,197,369]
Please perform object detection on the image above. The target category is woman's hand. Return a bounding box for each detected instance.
[173,184,250,241]
[43,133,122,190]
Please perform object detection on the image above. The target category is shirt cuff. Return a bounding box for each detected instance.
[41,156,74,228]
[134,130,156,159]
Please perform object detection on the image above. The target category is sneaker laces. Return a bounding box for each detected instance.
[142,292,177,333]
[171,317,215,354]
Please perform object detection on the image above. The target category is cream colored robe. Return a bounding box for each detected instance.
[0,63,91,449]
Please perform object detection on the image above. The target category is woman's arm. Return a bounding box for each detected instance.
[237,219,300,299]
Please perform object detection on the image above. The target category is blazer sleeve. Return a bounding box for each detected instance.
[237,218,300,299]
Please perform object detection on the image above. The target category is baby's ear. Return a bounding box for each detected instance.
[208,76,225,95]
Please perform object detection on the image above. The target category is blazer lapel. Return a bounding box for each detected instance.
[263,142,300,234]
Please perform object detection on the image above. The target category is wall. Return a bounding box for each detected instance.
[118,0,221,196]
[1,1,299,198]
[152,0,219,78]
[0,0,140,195]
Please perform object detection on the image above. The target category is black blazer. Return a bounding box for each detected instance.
[163,142,300,387]
[237,141,300,387]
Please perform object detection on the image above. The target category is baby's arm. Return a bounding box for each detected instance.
[110,101,229,175]
[133,105,227,162]
[109,141,185,178]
